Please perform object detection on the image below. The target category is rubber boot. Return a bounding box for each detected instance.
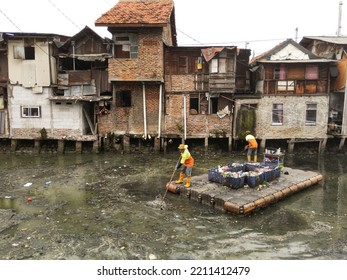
[175,173,184,184]
[184,177,191,188]
[254,155,257,162]
[247,155,251,162]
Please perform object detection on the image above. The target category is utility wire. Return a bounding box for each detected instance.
[47,0,81,31]
[0,8,22,31]
[0,7,50,56]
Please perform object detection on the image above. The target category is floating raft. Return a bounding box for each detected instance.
[166,167,323,215]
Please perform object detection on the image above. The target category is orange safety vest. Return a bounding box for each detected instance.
[248,138,258,149]
[181,149,194,166]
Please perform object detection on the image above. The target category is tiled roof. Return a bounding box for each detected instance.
[95,0,174,26]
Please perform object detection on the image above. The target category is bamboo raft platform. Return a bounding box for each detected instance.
[166,167,323,215]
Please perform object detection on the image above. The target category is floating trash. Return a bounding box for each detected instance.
[145,194,167,210]
[23,182,32,187]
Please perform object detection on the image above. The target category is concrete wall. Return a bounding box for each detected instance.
[234,95,329,140]
[9,85,85,139]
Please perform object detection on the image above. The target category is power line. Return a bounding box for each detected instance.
[0,8,22,31]
[47,0,80,31]
[177,36,289,47]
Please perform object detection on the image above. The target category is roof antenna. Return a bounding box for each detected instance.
[295,27,298,42]
[337,1,343,36]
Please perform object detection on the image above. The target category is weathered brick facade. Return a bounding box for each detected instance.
[108,31,164,82]
[99,83,161,137]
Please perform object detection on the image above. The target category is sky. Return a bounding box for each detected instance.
[0,0,346,56]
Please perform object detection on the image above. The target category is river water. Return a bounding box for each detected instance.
[0,149,346,260]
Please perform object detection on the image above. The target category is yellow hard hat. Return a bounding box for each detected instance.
[178,144,187,150]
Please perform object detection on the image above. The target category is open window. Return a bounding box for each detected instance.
[189,93,220,115]
[13,46,35,60]
[116,90,131,107]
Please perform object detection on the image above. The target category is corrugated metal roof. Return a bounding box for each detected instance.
[95,0,174,26]
[301,36,347,45]
[259,59,335,64]
[49,96,112,102]
[201,47,237,62]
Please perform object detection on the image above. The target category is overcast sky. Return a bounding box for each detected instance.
[0,0,345,56]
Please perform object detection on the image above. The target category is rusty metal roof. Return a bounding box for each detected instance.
[95,0,174,26]
[49,96,112,102]
[300,36,347,46]
[201,47,237,62]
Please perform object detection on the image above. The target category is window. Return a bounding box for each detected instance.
[114,33,138,58]
[13,46,35,60]
[272,103,283,125]
[189,93,220,115]
[277,80,294,93]
[306,104,317,125]
[116,90,131,107]
[190,96,199,114]
[210,96,218,114]
[130,46,138,58]
[211,59,218,73]
[305,64,318,80]
[21,106,41,118]
[190,93,208,114]
[179,56,188,74]
[274,64,286,80]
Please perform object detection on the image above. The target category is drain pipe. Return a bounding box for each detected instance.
[183,94,187,140]
[71,41,75,71]
[142,82,147,139]
[157,83,162,138]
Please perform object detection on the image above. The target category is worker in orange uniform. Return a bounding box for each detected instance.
[175,144,194,188]
[245,134,258,162]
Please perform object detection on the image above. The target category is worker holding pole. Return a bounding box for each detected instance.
[175,144,194,188]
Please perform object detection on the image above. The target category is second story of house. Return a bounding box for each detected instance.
[95,0,177,83]
[164,46,251,97]
[300,36,347,93]
[300,36,347,136]
[250,39,334,96]
[53,26,113,100]
[4,32,69,92]
[163,45,251,138]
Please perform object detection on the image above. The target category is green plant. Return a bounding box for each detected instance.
[40,128,47,139]
[107,132,115,146]
[176,123,184,134]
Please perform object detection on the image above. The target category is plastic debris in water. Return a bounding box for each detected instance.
[23,182,32,187]
[145,194,167,210]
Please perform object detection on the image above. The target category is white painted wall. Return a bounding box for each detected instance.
[270,44,309,61]
[8,40,55,88]
[9,85,83,136]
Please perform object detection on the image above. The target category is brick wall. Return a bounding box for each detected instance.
[164,93,231,138]
[108,30,164,82]
[164,75,196,92]
[98,83,161,137]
